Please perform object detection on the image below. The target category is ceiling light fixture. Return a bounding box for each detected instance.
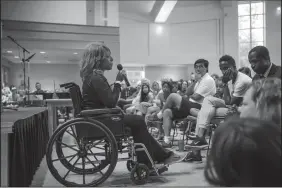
[277,6,281,14]
[155,0,178,23]
[74,52,78,55]
[156,25,163,35]
[46,61,50,63]
[40,51,46,54]
[7,51,12,53]
[14,56,19,58]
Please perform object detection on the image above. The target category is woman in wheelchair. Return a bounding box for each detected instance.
[80,43,182,170]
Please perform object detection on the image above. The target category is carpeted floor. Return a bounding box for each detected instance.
[31,123,211,187]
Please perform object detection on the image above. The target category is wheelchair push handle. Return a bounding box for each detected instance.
[60,82,76,89]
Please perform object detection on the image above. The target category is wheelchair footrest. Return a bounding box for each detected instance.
[157,165,168,174]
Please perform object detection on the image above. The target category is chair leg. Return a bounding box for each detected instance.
[184,121,192,144]
[206,126,213,156]
[182,122,187,141]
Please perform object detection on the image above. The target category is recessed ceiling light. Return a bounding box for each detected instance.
[40,51,46,54]
[277,6,281,14]
[7,51,12,53]
[73,52,78,55]
[46,61,50,63]
[14,56,19,58]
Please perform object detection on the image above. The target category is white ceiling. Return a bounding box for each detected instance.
[119,1,218,17]
[1,20,119,65]
[2,1,219,65]
[119,1,156,17]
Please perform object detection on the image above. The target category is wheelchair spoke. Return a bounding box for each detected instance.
[52,153,77,162]
[63,156,80,180]
[82,157,86,184]
[92,146,105,150]
[70,125,80,144]
[85,156,104,176]
[57,140,79,152]
[87,148,100,163]
[92,139,104,147]
[65,130,76,139]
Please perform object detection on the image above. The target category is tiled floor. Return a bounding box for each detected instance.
[32,126,211,187]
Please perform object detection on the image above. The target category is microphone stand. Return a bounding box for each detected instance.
[7,36,35,106]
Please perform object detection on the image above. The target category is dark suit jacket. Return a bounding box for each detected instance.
[252,64,281,81]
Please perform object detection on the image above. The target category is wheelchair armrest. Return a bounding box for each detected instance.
[80,108,122,116]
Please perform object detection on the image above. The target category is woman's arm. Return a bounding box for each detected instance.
[91,74,121,108]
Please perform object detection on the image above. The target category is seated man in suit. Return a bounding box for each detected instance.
[249,46,281,81]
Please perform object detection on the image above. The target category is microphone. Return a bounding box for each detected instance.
[117,64,130,87]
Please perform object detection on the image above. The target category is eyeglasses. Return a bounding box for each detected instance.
[194,65,205,69]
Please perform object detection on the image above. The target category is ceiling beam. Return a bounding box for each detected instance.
[150,0,165,22]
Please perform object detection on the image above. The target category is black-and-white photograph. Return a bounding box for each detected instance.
[1,0,281,187]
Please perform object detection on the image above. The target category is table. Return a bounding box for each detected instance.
[1,107,48,187]
[45,99,73,137]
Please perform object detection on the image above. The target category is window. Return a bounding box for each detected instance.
[1,66,9,86]
[238,1,265,68]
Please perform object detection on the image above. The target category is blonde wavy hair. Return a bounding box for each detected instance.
[80,43,111,81]
[251,78,281,125]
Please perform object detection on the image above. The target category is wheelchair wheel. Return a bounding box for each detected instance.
[55,128,111,175]
[130,163,150,185]
[126,160,136,172]
[46,118,118,187]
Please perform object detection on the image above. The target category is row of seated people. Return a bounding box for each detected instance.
[79,43,281,186]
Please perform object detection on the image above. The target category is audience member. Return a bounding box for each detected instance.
[135,82,154,115]
[1,83,12,103]
[205,117,281,187]
[185,55,252,162]
[80,43,183,169]
[159,59,216,148]
[33,82,45,94]
[213,77,224,99]
[177,80,188,97]
[127,81,141,99]
[151,81,160,98]
[248,46,281,81]
[145,79,173,140]
[211,74,219,80]
[171,81,178,93]
[146,79,173,117]
[238,66,252,78]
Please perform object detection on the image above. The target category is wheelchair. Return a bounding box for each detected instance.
[46,82,168,187]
